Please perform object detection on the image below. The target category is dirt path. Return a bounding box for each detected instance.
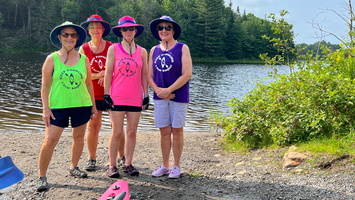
[0,131,354,200]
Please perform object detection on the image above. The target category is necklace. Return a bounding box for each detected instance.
[89,39,102,55]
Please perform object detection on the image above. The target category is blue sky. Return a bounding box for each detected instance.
[228,0,349,44]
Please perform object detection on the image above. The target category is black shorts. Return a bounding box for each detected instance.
[111,105,142,112]
[95,100,106,111]
[50,106,92,128]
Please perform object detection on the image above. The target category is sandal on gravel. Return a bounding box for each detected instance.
[123,164,139,176]
[69,167,87,178]
[117,156,126,169]
[107,166,120,178]
[85,158,96,171]
[37,177,48,192]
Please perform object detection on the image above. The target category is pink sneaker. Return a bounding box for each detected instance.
[168,166,181,179]
[152,165,170,177]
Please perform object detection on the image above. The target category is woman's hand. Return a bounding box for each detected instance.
[42,108,55,127]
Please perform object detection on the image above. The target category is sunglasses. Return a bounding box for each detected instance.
[157,25,172,31]
[121,27,136,32]
[60,32,78,38]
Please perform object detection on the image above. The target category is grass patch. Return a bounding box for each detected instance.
[296,134,355,156]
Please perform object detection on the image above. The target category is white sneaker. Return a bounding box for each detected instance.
[152,165,170,177]
[168,166,181,178]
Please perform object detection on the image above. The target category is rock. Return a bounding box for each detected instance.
[283,152,308,169]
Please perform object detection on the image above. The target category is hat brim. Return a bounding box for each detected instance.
[50,23,87,49]
[0,156,24,189]
[80,20,111,38]
[149,19,181,41]
[112,25,144,38]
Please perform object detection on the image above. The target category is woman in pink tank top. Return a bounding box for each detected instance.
[104,16,149,177]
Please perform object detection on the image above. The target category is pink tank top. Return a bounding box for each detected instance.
[110,43,143,107]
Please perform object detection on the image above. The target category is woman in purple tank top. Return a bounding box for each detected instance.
[148,16,192,179]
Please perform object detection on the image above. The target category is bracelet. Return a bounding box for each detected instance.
[144,94,149,98]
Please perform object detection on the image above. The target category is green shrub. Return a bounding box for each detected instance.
[215,47,355,148]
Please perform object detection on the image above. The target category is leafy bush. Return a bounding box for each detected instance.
[215,47,355,148]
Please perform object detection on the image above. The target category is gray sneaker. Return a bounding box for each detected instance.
[117,156,126,168]
[37,177,48,192]
[69,167,88,178]
[85,158,96,171]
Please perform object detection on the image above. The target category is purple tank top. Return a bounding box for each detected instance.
[152,42,189,103]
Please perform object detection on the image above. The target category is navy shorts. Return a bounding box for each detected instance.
[95,100,106,111]
[111,105,142,112]
[50,106,92,128]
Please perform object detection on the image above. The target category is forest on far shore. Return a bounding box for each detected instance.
[0,0,340,60]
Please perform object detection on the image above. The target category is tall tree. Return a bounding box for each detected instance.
[194,0,225,57]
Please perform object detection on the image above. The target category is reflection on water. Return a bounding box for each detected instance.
[0,54,289,133]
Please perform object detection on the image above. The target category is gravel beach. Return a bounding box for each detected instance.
[0,131,354,200]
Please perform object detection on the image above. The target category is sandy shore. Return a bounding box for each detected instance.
[0,131,354,200]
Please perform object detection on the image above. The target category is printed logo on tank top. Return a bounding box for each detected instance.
[118,57,138,77]
[154,53,174,72]
[59,69,83,89]
[90,55,106,73]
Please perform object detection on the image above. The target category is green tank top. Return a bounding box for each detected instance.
[49,52,93,109]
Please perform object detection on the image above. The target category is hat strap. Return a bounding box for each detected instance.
[123,38,135,57]
[62,45,75,64]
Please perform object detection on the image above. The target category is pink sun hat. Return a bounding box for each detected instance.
[112,16,144,38]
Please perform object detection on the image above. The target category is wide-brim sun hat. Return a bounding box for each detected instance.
[149,15,181,41]
[80,14,111,38]
[50,21,87,49]
[112,16,144,38]
[0,156,24,189]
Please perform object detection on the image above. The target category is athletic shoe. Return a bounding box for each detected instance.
[107,166,120,178]
[85,158,96,171]
[37,177,48,192]
[168,166,181,179]
[152,165,170,177]
[123,164,139,176]
[117,156,126,168]
[69,167,88,178]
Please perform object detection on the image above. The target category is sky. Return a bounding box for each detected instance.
[228,0,349,44]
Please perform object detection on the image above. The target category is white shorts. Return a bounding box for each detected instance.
[154,100,188,128]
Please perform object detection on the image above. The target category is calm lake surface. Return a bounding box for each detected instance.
[0,54,290,133]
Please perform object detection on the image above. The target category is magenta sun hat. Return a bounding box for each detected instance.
[112,16,144,38]
[80,14,111,38]
[149,15,181,41]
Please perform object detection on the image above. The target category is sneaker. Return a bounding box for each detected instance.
[152,165,170,177]
[117,156,126,168]
[107,166,120,178]
[85,158,96,171]
[168,166,181,179]
[123,164,139,176]
[37,177,48,192]
[69,167,88,178]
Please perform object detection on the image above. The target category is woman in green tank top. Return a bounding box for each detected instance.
[36,21,97,192]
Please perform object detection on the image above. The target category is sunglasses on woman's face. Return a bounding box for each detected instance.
[60,32,78,38]
[157,25,172,31]
[121,27,136,32]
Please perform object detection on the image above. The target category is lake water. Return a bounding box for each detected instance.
[0,54,290,133]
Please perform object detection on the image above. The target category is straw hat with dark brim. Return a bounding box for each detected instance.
[50,21,87,49]
[80,14,111,38]
[0,156,24,189]
[149,15,181,41]
[112,16,144,38]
